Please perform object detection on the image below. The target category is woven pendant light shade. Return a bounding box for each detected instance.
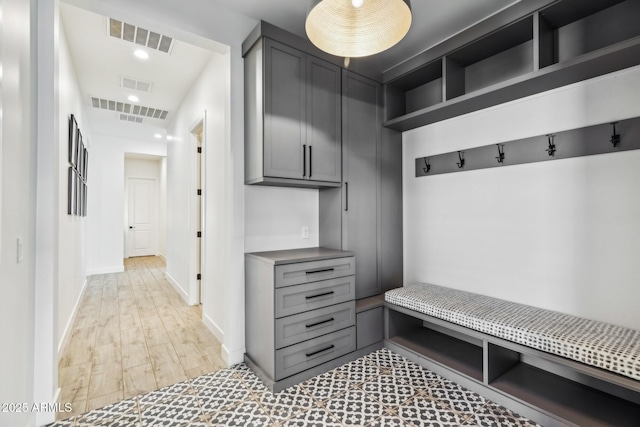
[306,0,412,58]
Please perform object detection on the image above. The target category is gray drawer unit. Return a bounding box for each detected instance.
[275,256,355,288]
[245,248,357,391]
[275,275,355,318]
[275,301,355,349]
[275,326,356,380]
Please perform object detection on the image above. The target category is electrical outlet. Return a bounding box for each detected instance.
[301,226,309,239]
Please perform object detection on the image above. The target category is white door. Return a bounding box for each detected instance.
[127,177,157,257]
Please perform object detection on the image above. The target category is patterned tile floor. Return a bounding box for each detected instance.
[48,348,539,427]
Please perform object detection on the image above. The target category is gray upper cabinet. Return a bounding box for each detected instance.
[264,40,306,180]
[245,37,341,188]
[306,56,342,183]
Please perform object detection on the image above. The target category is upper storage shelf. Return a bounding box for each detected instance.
[384,0,640,132]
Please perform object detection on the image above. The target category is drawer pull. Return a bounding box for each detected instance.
[306,317,334,328]
[306,344,335,358]
[305,291,334,300]
[305,268,335,275]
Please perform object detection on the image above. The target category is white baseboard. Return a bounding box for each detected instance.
[202,313,224,342]
[85,265,124,275]
[222,344,245,367]
[158,253,166,262]
[58,278,88,355]
[165,271,188,303]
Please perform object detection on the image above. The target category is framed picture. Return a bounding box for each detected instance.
[75,171,82,216]
[67,167,75,215]
[83,183,88,217]
[74,131,83,172]
[78,143,85,179]
[83,148,89,182]
[68,115,78,167]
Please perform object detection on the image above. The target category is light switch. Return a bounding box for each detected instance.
[301,226,309,239]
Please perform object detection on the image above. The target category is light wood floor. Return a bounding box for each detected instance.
[58,256,225,420]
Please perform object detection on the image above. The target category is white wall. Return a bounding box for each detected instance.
[86,134,166,274]
[403,65,640,330]
[57,15,92,351]
[165,52,230,338]
[244,186,319,253]
[124,156,165,258]
[0,0,37,426]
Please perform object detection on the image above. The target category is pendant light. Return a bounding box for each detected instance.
[306,0,412,58]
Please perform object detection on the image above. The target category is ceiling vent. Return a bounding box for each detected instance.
[108,18,174,54]
[119,114,144,124]
[91,96,169,120]
[121,76,153,93]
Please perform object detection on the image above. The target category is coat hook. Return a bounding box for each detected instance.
[496,144,505,164]
[457,151,465,169]
[610,122,620,147]
[422,157,431,173]
[545,134,556,157]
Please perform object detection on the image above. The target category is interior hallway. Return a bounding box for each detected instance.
[57,256,225,420]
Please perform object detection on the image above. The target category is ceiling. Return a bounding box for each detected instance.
[60,3,216,138]
[212,0,521,73]
[60,0,520,139]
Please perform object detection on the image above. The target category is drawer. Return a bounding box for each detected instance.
[275,326,356,380]
[275,257,355,288]
[275,276,355,318]
[275,301,355,349]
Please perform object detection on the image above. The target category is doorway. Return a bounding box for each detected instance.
[126,177,158,258]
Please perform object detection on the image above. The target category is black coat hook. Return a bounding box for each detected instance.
[422,157,431,173]
[610,122,620,147]
[457,151,465,169]
[496,144,505,164]
[546,134,556,157]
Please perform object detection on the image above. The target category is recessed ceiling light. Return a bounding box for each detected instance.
[167,135,173,141]
[154,133,162,139]
[134,49,149,60]
[127,95,139,103]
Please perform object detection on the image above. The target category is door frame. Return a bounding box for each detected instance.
[124,175,159,259]
[188,112,206,305]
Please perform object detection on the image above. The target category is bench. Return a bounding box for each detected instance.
[384,283,640,427]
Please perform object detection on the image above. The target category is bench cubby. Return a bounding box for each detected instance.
[385,302,640,427]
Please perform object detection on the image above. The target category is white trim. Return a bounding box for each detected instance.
[165,271,188,303]
[86,265,124,275]
[58,279,88,355]
[188,114,206,306]
[158,253,166,262]
[203,312,223,342]
[221,343,245,367]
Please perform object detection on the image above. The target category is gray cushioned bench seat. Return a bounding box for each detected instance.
[385,283,640,381]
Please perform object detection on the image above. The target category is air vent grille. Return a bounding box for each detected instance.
[108,18,174,54]
[121,76,152,93]
[119,114,144,124]
[91,96,169,120]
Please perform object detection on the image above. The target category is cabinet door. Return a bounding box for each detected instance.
[342,71,381,299]
[306,56,341,183]
[264,39,306,179]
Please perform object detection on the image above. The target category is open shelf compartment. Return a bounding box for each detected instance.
[445,15,534,100]
[384,59,443,122]
[386,306,483,381]
[487,343,640,427]
[538,0,640,68]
